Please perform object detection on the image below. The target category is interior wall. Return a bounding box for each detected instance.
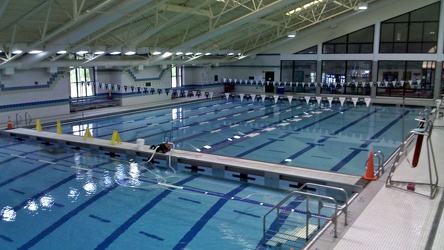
[0,68,70,124]
[96,66,172,106]
[184,54,281,85]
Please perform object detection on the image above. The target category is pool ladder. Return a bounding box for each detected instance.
[14,112,32,128]
[262,183,349,247]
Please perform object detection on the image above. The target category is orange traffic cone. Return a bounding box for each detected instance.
[363,151,377,180]
[7,116,13,129]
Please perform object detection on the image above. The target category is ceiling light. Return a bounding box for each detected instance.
[152,47,162,55]
[12,47,23,55]
[11,43,27,54]
[286,0,325,15]
[93,45,106,55]
[57,50,67,54]
[358,3,368,10]
[123,46,136,55]
[76,50,88,55]
[195,52,203,56]
[227,52,234,56]
[124,51,136,55]
[108,46,121,55]
[163,52,172,57]
[176,52,183,55]
[29,49,43,54]
[204,52,211,56]
[185,52,193,56]
[287,31,297,38]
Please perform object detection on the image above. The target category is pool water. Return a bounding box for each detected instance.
[0,138,333,249]
[48,99,422,176]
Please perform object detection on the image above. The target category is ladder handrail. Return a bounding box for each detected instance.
[299,182,349,226]
[15,113,23,127]
[24,112,32,126]
[263,186,343,243]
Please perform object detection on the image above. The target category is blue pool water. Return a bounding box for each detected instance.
[0,138,331,249]
[48,99,421,176]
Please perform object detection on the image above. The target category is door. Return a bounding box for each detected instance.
[265,71,275,93]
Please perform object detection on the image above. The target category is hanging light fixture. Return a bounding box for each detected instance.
[287,31,297,38]
[11,43,27,54]
[123,46,136,55]
[358,3,368,10]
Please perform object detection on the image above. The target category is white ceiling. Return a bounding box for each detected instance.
[0,0,380,70]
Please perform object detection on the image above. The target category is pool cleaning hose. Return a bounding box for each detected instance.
[114,142,177,189]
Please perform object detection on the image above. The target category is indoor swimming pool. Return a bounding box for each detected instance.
[0,137,334,249]
[47,98,422,176]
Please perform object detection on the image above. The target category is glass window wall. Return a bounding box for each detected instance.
[323,26,374,54]
[380,2,439,54]
[377,61,434,98]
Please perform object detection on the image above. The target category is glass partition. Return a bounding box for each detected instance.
[377,61,434,98]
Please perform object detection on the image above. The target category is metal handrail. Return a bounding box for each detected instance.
[299,183,349,226]
[24,112,32,125]
[263,184,345,244]
[15,113,23,127]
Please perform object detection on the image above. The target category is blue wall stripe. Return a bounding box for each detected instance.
[172,183,249,250]
[0,98,69,111]
[0,71,65,92]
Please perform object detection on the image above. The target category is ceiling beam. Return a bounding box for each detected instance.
[158,3,211,17]
[142,0,292,67]
[0,0,10,19]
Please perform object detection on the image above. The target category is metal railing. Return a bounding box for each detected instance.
[24,112,32,126]
[14,113,23,128]
[13,112,33,128]
[262,183,349,247]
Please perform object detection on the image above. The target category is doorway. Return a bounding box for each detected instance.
[265,71,275,93]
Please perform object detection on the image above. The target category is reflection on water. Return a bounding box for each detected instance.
[24,199,39,215]
[39,195,55,210]
[1,206,16,222]
[68,187,80,202]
